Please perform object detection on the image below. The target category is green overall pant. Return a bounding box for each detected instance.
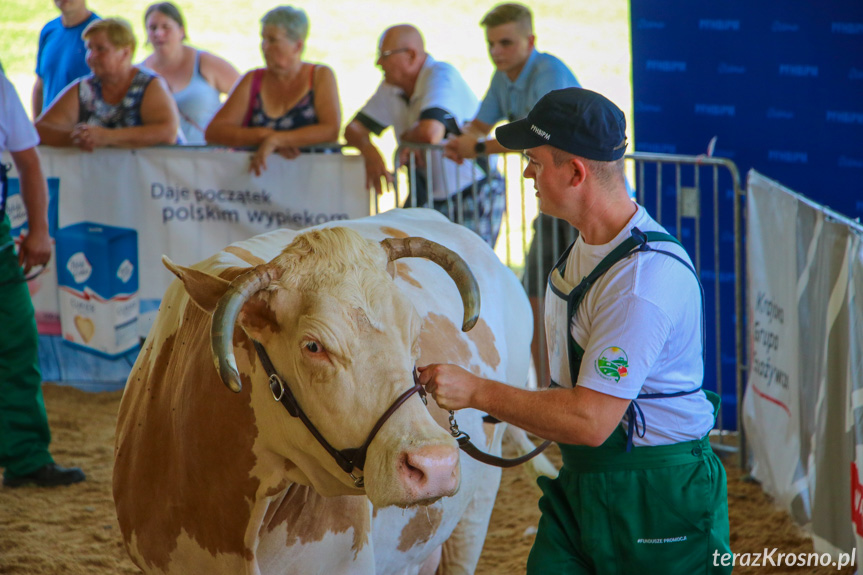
[0,215,54,479]
[527,227,732,574]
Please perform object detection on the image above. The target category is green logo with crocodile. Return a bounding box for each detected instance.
[595,347,629,382]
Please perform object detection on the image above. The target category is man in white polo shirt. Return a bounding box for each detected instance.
[344,24,505,247]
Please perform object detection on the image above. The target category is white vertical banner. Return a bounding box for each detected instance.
[743,171,806,514]
[850,236,863,563]
[745,170,862,563]
[805,220,857,557]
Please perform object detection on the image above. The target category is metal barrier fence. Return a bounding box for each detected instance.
[378,143,746,466]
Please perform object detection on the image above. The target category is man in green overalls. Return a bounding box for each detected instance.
[0,72,86,488]
[418,88,731,574]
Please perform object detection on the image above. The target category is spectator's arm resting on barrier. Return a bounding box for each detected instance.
[31,76,44,120]
[399,118,445,145]
[344,119,392,195]
[73,77,179,149]
[397,118,445,168]
[34,82,81,148]
[444,118,508,163]
[418,363,631,447]
[205,72,276,147]
[10,147,50,273]
[249,66,342,176]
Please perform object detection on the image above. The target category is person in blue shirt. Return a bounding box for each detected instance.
[444,2,580,387]
[445,3,579,162]
[32,0,100,118]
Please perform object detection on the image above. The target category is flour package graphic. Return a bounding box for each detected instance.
[56,223,139,357]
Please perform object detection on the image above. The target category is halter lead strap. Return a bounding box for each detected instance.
[253,341,549,477]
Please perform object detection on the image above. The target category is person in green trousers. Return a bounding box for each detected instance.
[0,71,85,488]
[419,88,731,574]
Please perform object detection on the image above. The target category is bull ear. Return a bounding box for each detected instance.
[162,255,230,315]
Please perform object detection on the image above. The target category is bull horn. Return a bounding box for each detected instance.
[381,237,480,331]
[211,265,282,392]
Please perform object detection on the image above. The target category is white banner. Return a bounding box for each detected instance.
[3,147,369,334]
[744,169,863,563]
[743,170,806,515]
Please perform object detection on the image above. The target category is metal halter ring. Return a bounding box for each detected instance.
[350,472,365,488]
[269,374,285,402]
[448,410,460,437]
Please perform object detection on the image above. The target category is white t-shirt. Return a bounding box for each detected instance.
[357,55,483,199]
[555,205,715,446]
[0,74,39,154]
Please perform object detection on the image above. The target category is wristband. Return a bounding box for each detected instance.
[474,140,487,155]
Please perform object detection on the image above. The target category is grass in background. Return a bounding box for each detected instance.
[1,0,632,267]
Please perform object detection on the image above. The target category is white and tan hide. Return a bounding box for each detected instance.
[113,209,533,574]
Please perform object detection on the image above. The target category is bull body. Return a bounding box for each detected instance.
[113,209,533,574]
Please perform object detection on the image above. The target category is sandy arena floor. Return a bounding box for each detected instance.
[0,384,855,575]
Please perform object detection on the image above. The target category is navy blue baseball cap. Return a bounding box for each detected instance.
[495,88,628,161]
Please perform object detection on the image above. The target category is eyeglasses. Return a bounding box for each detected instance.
[378,48,409,60]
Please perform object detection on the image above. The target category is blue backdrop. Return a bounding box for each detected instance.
[632,0,863,216]
[630,1,863,429]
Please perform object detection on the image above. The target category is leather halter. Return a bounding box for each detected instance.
[253,341,425,487]
[253,341,551,485]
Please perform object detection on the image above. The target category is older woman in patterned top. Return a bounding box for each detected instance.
[204,6,341,175]
[35,18,180,151]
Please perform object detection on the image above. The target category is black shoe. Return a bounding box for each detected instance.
[3,463,86,488]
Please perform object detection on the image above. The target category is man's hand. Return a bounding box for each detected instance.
[18,228,51,274]
[443,134,479,165]
[397,143,428,171]
[361,145,394,195]
[417,363,484,411]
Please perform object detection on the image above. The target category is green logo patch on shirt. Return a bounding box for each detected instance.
[595,346,629,382]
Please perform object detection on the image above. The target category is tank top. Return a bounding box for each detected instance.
[243,65,318,130]
[78,68,155,128]
[172,51,222,145]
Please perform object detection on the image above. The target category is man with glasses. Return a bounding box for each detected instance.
[444,3,581,387]
[0,72,86,488]
[344,24,506,247]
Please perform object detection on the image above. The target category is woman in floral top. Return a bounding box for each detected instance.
[36,18,180,150]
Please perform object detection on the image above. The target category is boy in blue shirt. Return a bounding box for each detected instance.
[32,0,100,117]
[444,3,580,387]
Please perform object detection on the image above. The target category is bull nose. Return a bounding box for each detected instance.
[398,444,460,500]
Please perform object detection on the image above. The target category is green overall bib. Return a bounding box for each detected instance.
[526,228,732,574]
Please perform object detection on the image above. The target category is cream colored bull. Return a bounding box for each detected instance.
[113,209,536,574]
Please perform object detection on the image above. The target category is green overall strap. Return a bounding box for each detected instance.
[564,229,683,385]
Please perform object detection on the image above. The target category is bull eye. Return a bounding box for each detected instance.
[305,341,321,353]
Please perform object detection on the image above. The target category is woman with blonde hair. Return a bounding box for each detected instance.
[205,6,341,175]
[141,2,239,144]
[35,17,179,150]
